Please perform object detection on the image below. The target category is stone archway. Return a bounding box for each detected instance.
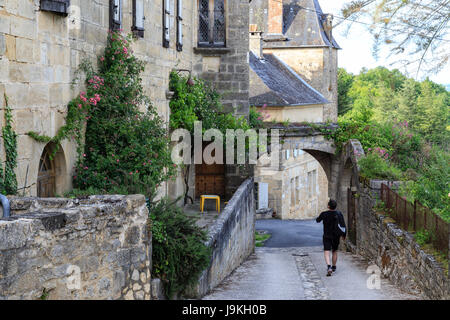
[254,131,338,219]
[37,142,67,198]
[336,140,365,245]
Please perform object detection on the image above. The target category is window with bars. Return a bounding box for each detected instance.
[198,0,225,47]
[163,0,170,48]
[40,0,70,15]
[133,0,145,37]
[110,0,122,31]
[176,0,183,51]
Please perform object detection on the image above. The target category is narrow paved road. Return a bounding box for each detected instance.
[203,219,421,300]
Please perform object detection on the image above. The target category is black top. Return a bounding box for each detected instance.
[316,210,347,238]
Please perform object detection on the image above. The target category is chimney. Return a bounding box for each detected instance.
[249,25,263,59]
[268,0,283,34]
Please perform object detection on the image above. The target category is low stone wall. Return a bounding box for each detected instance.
[351,187,449,300]
[192,178,256,298]
[0,195,151,300]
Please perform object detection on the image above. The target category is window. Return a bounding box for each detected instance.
[290,178,295,206]
[162,0,170,47]
[40,0,70,15]
[176,0,183,51]
[133,0,145,37]
[295,176,300,204]
[110,0,122,31]
[198,0,225,47]
[307,170,317,198]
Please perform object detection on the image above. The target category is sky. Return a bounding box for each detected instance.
[319,0,450,85]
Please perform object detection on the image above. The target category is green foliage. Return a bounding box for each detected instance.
[149,198,211,299]
[337,67,449,221]
[255,231,271,247]
[358,153,403,180]
[29,32,175,200]
[0,94,18,195]
[169,71,251,134]
[414,229,434,246]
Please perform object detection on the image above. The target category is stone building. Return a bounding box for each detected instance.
[249,0,340,219]
[0,0,249,199]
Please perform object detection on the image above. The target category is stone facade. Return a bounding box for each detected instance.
[0,194,151,300]
[349,185,449,300]
[0,0,249,199]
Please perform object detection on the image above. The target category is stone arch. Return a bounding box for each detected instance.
[254,134,337,219]
[36,142,67,197]
[336,140,365,243]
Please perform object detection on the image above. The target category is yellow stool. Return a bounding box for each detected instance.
[200,195,221,213]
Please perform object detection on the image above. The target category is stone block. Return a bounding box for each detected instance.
[15,37,35,63]
[0,11,10,34]
[10,16,36,39]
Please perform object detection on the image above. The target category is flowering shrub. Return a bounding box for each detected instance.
[30,32,175,200]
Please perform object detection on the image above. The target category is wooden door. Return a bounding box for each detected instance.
[37,146,56,198]
[195,163,225,198]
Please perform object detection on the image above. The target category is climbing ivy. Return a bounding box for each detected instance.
[0,94,18,195]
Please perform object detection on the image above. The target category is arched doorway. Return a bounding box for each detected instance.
[37,143,66,198]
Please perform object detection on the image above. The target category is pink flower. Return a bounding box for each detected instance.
[78,104,82,109]
[116,159,119,163]
[83,154,86,157]
[100,57,105,62]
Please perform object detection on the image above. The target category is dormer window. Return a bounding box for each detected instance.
[40,0,70,15]
[110,0,122,31]
[198,0,226,47]
[133,0,145,37]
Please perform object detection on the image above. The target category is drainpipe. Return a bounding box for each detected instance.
[0,194,10,218]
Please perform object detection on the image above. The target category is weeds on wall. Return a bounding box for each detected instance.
[0,94,18,195]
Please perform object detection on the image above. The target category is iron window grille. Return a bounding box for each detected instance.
[110,0,122,31]
[198,0,226,47]
[176,0,183,51]
[133,0,145,37]
[40,0,70,15]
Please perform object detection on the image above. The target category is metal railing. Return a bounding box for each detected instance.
[380,183,449,254]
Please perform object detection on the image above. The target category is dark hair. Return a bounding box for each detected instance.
[328,199,337,210]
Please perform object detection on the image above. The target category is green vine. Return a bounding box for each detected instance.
[0,94,18,195]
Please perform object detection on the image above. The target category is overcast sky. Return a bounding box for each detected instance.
[319,0,449,85]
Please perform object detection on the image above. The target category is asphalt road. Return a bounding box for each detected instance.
[256,218,323,248]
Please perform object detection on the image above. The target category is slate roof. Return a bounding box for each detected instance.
[249,51,329,107]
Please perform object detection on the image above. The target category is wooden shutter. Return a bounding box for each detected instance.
[163,0,170,48]
[133,0,145,37]
[40,0,70,15]
[110,0,122,31]
[176,0,183,51]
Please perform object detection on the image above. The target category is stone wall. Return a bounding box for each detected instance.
[0,0,250,199]
[191,178,255,298]
[0,194,151,300]
[350,184,449,300]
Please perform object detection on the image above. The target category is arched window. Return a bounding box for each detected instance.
[198,0,226,47]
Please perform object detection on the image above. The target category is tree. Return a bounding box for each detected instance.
[341,0,450,76]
